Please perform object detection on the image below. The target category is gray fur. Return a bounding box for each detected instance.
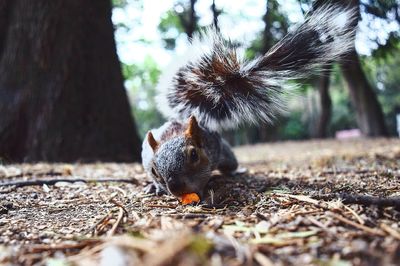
[142,121,237,198]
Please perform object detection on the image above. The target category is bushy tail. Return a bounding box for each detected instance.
[156,4,356,130]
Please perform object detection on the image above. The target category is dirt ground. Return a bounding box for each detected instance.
[0,138,399,266]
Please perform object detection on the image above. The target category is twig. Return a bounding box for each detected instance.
[3,171,64,179]
[315,193,400,208]
[85,211,113,236]
[109,186,127,197]
[274,193,320,205]
[96,212,114,236]
[26,239,101,253]
[168,213,209,219]
[274,193,338,210]
[0,178,139,188]
[107,207,124,236]
[110,198,129,216]
[343,205,364,225]
[306,216,328,230]
[322,169,372,175]
[328,212,386,237]
[68,235,156,263]
[201,204,227,210]
[146,204,177,209]
[380,223,400,240]
[276,192,400,209]
[254,252,274,266]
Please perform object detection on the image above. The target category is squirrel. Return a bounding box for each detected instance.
[141,4,356,199]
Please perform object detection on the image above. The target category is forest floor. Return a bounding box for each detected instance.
[0,138,399,266]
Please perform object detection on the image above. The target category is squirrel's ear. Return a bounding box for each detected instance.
[147,131,158,152]
[185,115,202,146]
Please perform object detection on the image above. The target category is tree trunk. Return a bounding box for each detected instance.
[0,0,142,162]
[340,50,388,136]
[336,0,388,137]
[261,0,279,54]
[315,66,332,138]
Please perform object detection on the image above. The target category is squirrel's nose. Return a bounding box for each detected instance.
[166,177,186,195]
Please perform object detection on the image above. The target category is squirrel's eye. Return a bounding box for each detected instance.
[190,149,199,162]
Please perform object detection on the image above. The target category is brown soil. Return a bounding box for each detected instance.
[1,138,399,265]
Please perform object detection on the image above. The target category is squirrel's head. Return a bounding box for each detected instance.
[147,116,211,199]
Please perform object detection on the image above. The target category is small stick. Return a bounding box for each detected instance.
[3,171,64,179]
[380,223,400,240]
[0,178,139,188]
[110,198,129,216]
[169,213,209,219]
[109,186,127,197]
[26,239,100,253]
[85,211,113,236]
[96,213,114,236]
[343,205,364,225]
[274,193,320,206]
[322,169,372,175]
[254,252,274,266]
[108,207,124,236]
[328,212,385,237]
[315,193,400,208]
[307,216,328,230]
[146,204,177,209]
[276,192,400,209]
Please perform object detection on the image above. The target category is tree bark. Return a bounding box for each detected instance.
[261,0,279,54]
[315,66,332,138]
[339,0,388,137]
[0,0,142,162]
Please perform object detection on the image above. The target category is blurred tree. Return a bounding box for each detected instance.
[315,66,332,138]
[301,0,396,137]
[178,0,198,39]
[0,0,141,162]
[256,0,289,142]
[363,43,400,135]
[261,0,288,54]
[339,0,388,136]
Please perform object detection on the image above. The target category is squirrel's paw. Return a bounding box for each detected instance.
[232,167,247,175]
[144,183,167,196]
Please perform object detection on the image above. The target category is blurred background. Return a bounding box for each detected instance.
[0,0,398,162]
[113,0,400,143]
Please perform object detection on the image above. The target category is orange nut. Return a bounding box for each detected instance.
[180,193,200,205]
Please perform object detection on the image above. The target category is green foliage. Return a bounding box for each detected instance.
[158,1,199,49]
[112,0,128,8]
[279,111,309,140]
[247,0,288,56]
[158,10,186,49]
[159,10,185,33]
[122,56,165,138]
[371,33,400,60]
